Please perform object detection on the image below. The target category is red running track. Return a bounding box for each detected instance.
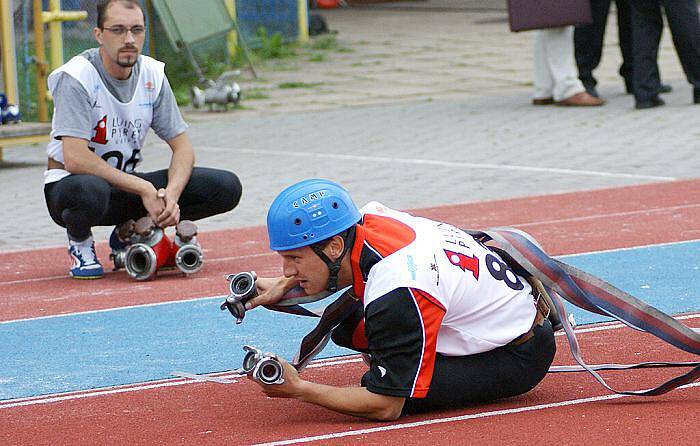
[1,179,699,322]
[1,317,698,445]
[0,180,699,445]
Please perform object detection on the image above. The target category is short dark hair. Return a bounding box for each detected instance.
[97,0,145,28]
[310,226,356,252]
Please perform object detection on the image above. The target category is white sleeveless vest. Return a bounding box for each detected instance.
[45,54,165,184]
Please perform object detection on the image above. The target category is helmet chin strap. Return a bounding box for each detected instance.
[311,227,356,293]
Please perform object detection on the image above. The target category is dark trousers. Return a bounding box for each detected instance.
[335,304,557,414]
[44,167,242,241]
[400,320,555,414]
[575,0,635,89]
[355,320,556,414]
[630,0,700,101]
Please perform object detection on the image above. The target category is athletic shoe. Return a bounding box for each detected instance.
[109,221,135,270]
[109,225,129,252]
[68,235,104,279]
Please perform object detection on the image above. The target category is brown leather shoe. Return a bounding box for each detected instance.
[532,97,554,105]
[556,92,605,106]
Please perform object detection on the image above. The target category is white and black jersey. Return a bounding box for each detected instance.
[346,203,537,399]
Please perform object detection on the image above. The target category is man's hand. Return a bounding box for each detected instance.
[140,184,166,223]
[245,276,299,310]
[155,188,181,228]
[251,358,302,399]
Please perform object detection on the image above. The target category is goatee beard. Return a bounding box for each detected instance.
[117,58,137,68]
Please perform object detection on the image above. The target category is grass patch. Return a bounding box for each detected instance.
[278,82,322,89]
[310,35,339,51]
[308,53,327,62]
[256,28,297,59]
[243,88,270,100]
[173,86,192,106]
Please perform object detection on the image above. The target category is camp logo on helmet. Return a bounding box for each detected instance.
[292,190,327,208]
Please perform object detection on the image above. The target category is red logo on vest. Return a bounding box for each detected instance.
[144,81,154,90]
[91,115,109,144]
[444,249,479,280]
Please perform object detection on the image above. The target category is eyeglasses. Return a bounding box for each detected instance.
[102,25,146,36]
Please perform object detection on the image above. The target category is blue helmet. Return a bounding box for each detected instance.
[267,179,361,251]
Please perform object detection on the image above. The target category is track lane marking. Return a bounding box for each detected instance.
[252,383,700,446]
[182,145,677,182]
[514,204,700,228]
[0,294,226,325]
[1,314,696,410]
[0,252,275,286]
[2,233,698,290]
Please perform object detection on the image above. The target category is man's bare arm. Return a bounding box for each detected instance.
[61,136,164,220]
[256,360,405,421]
[297,381,405,421]
[156,132,195,227]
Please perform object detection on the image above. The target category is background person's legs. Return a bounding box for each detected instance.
[660,0,700,100]
[46,168,242,232]
[575,0,612,94]
[44,168,241,276]
[533,30,555,102]
[543,27,587,102]
[135,167,242,222]
[44,175,111,241]
[630,0,664,105]
[616,0,636,90]
[44,175,112,277]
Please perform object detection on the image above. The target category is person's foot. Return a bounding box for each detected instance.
[109,220,135,270]
[68,235,104,279]
[583,83,599,98]
[556,92,605,106]
[109,226,129,252]
[532,97,554,105]
[626,83,672,95]
[635,96,665,109]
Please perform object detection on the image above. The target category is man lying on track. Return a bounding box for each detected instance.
[242,178,557,420]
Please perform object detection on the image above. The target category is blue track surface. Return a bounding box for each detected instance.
[1,241,698,400]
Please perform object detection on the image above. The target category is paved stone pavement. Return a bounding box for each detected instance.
[0,1,698,253]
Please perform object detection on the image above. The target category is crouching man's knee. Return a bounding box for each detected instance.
[216,170,242,213]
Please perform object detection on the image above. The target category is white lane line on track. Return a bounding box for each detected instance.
[1,315,697,410]
[0,252,275,286]
[2,234,697,290]
[0,356,356,409]
[189,145,676,181]
[0,294,226,325]
[2,283,697,328]
[514,204,700,229]
[251,382,700,446]
[557,238,700,259]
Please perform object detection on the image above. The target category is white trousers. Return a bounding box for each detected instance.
[533,26,585,101]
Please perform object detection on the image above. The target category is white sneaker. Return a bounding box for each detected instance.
[68,235,104,279]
